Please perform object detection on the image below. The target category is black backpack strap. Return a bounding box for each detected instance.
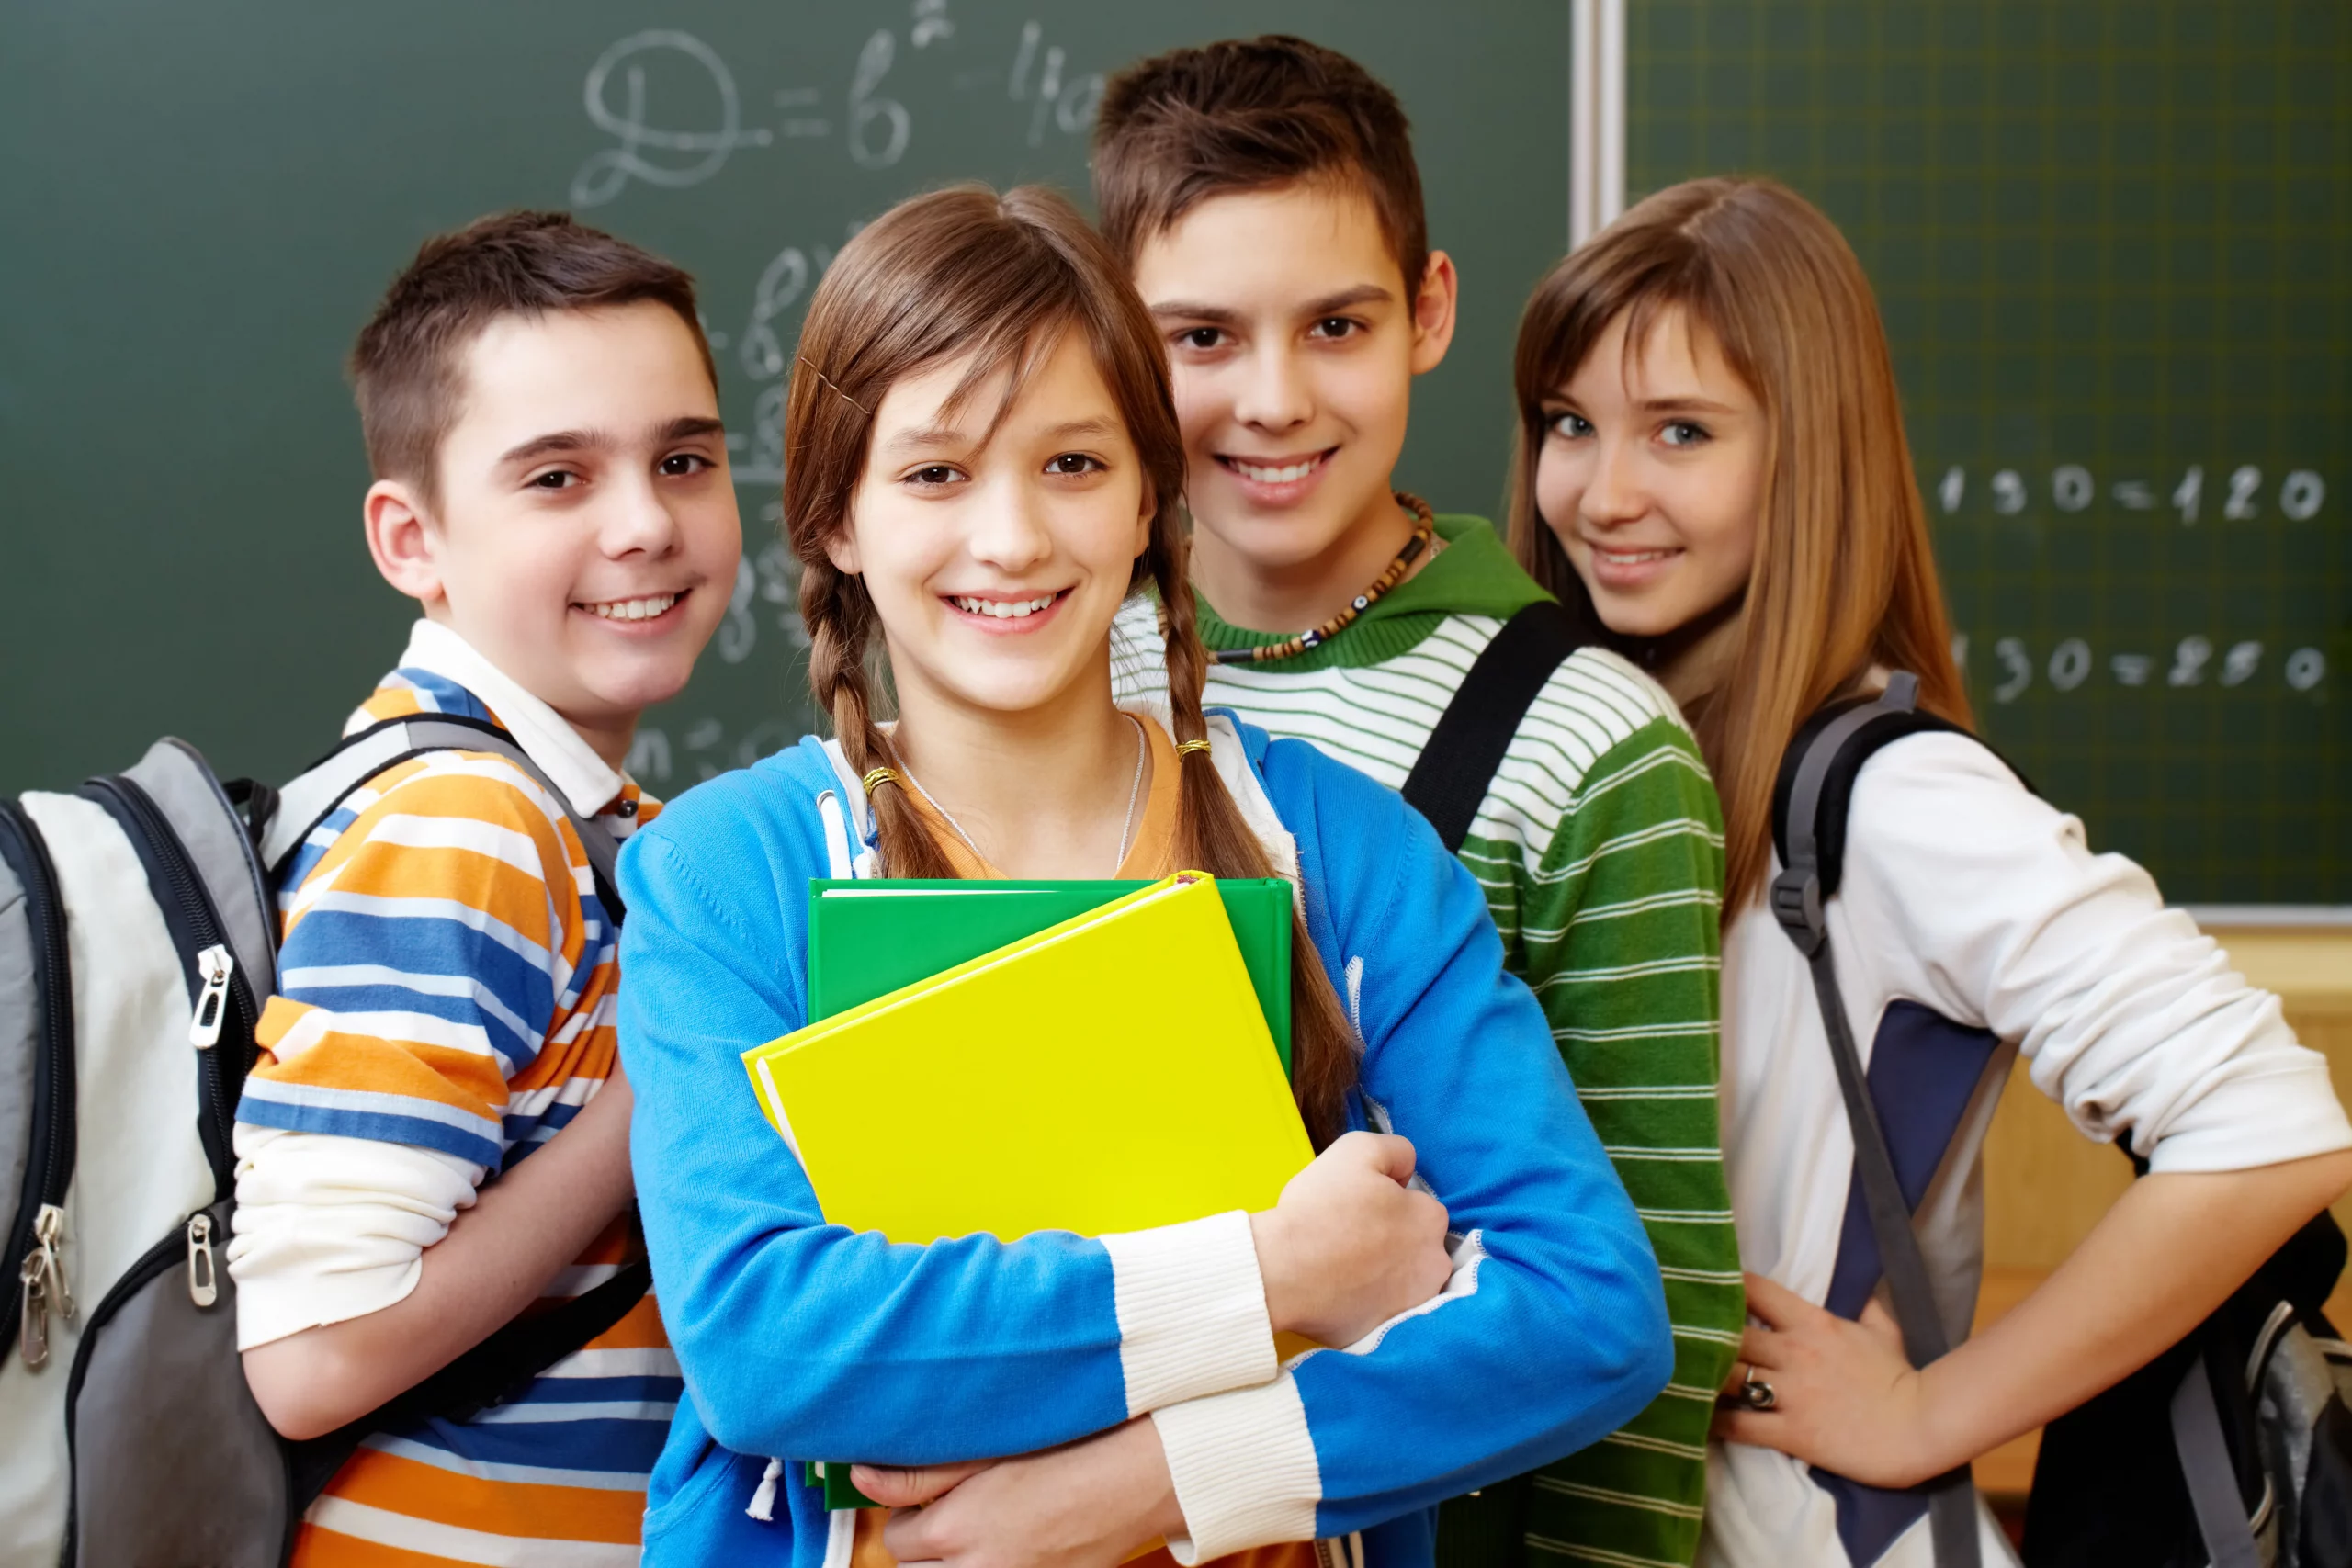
[1769,672,1981,1568]
[258,715,625,921]
[1400,600,1586,852]
[287,1253,654,1517]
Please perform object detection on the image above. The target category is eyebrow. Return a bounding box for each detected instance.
[1148,281,1397,327]
[1633,395,1742,415]
[881,415,1120,456]
[496,414,726,469]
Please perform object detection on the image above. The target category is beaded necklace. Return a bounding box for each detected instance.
[1212,492,1437,665]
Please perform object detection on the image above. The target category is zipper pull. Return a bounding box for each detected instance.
[187,1212,219,1308]
[188,944,235,1048]
[17,1203,69,1368]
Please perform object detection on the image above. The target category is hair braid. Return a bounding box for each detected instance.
[1148,536,1357,1147]
[797,555,959,879]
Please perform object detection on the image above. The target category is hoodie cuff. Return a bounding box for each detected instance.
[1100,1209,1276,1416]
[1150,1373,1321,1562]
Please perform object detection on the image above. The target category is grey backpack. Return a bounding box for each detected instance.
[0,717,645,1568]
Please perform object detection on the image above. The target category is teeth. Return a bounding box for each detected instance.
[582,593,677,621]
[953,593,1057,620]
[1596,549,1673,566]
[1231,456,1322,484]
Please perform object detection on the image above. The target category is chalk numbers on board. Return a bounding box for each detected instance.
[572,6,1104,205]
[1935,463,2327,523]
[1966,633,2326,704]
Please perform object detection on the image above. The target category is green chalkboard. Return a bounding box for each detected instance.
[1631,0,2347,905]
[0,2,1568,800]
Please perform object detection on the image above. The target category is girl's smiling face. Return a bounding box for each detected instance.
[824,328,1154,723]
[1535,304,1768,640]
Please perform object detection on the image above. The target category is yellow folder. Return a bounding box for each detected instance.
[742,873,1313,1244]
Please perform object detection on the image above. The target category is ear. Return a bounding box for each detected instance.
[362,480,445,605]
[1132,489,1158,562]
[1408,251,1461,376]
[821,523,863,578]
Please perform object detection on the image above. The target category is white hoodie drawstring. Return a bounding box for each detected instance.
[746,1456,785,1521]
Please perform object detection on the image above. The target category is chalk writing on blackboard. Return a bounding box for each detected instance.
[571,30,770,207]
[1965,633,2327,705]
[571,8,1100,207]
[1934,463,2326,523]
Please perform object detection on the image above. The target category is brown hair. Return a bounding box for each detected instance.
[787,183,1356,1145]
[1506,177,1971,914]
[350,209,714,508]
[1091,35,1429,291]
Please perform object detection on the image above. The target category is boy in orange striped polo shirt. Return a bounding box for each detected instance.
[227,210,741,1564]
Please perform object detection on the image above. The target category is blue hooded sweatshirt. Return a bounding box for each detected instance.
[616,716,1671,1568]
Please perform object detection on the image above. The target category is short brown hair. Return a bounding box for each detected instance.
[786,182,1356,1145]
[349,209,713,506]
[1508,177,1969,914]
[1091,36,1429,291]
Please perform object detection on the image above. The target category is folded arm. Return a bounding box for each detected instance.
[236,1069,637,1439]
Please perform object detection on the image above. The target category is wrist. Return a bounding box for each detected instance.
[1115,1416,1187,1543]
[1906,1360,1977,1482]
[1247,1210,1298,1337]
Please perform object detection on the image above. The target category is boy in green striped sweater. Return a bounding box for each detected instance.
[1095,38,1741,1568]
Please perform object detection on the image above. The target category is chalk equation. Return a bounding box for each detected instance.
[1956,632,2328,705]
[1934,464,2327,524]
[571,6,1103,207]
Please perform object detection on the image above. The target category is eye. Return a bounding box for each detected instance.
[1308,317,1363,341]
[658,452,714,477]
[527,468,582,491]
[1045,452,1105,477]
[1174,326,1227,352]
[1660,420,1712,447]
[1547,411,1594,441]
[905,464,965,488]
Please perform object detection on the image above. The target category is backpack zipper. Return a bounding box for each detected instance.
[78,776,259,1197]
[59,1208,213,1568]
[0,799,77,1367]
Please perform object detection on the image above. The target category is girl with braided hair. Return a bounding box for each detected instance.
[615,183,1669,1568]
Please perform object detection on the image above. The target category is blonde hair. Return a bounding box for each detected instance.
[786,184,1356,1144]
[1507,177,1971,914]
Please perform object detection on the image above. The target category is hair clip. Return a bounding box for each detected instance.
[1174,739,1213,758]
[860,766,903,795]
[797,356,872,417]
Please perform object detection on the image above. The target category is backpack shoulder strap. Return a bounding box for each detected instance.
[1400,599,1585,852]
[287,1253,654,1517]
[1766,671,1981,1568]
[259,714,624,921]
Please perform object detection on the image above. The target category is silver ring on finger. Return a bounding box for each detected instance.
[1740,1367,1777,1411]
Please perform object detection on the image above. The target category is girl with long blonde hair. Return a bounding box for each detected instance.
[1510,176,2352,1567]
[615,183,1673,1568]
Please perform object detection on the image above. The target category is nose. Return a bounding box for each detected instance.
[1579,435,1647,531]
[966,474,1052,574]
[1231,340,1313,434]
[602,468,683,559]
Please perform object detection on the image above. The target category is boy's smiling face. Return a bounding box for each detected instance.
[363,301,741,766]
[1135,180,1454,627]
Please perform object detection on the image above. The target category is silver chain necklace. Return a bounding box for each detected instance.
[899,714,1148,875]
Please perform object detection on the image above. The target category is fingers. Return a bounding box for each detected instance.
[1741,1271,1816,1329]
[850,1459,989,1509]
[1332,1129,1419,1186]
[1712,1404,1789,1451]
[1739,1325,1781,1371]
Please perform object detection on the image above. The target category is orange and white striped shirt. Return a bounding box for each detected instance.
[231,619,671,1566]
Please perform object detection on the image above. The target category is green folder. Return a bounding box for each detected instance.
[808,877,1294,1071]
[800,876,1294,1507]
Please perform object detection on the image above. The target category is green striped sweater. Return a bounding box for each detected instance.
[1112,514,1740,1568]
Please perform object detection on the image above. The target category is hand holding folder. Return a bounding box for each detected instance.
[744,874,1310,1510]
[746,873,1310,1245]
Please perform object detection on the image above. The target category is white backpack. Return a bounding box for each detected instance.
[0,718,637,1567]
